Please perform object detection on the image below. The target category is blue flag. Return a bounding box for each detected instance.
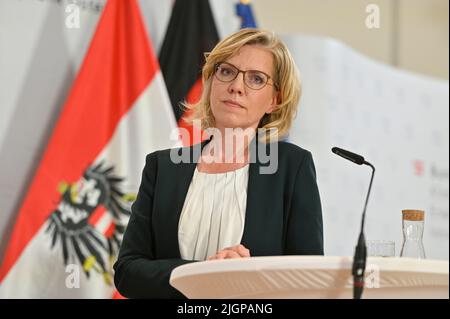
[236,0,257,28]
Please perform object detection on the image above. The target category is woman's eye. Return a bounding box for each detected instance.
[220,67,233,76]
[250,74,264,84]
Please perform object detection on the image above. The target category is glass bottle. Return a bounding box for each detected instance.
[400,209,426,259]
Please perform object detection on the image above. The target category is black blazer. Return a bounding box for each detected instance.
[114,138,323,298]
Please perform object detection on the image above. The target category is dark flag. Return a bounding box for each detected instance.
[159,0,220,146]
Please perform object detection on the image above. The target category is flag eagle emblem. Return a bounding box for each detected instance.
[45,162,134,284]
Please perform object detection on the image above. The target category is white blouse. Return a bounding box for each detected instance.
[178,164,250,261]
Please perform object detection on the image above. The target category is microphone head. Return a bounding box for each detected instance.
[332,147,365,165]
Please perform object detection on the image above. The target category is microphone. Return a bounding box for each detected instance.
[331,147,366,165]
[332,146,376,299]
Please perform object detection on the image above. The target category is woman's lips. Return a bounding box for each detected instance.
[223,100,244,108]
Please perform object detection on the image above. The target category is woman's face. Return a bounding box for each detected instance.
[210,45,278,132]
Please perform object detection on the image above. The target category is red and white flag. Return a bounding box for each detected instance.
[0,0,178,298]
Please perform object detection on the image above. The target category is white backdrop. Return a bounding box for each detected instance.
[285,35,449,259]
[1,0,448,261]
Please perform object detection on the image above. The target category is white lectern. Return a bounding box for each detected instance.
[170,256,448,299]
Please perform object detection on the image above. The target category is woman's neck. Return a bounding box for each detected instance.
[202,127,256,164]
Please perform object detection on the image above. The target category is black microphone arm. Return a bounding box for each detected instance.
[332,147,376,299]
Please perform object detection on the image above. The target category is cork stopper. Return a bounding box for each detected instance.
[402,209,425,221]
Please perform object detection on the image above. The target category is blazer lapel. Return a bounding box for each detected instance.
[241,136,265,250]
[167,139,212,258]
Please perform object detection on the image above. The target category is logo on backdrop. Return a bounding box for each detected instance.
[45,161,135,285]
[413,160,425,177]
[29,0,105,13]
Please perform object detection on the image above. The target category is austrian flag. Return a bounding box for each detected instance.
[0,0,177,298]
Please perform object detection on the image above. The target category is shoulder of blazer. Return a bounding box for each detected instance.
[273,140,313,170]
[143,141,206,171]
[277,141,312,159]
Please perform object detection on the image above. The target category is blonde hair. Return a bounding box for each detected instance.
[183,28,301,143]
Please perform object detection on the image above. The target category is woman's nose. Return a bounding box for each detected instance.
[227,72,245,95]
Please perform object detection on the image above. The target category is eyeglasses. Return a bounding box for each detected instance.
[214,62,277,90]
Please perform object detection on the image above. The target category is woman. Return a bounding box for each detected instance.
[114,28,323,299]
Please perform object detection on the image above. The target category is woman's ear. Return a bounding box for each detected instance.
[266,91,280,114]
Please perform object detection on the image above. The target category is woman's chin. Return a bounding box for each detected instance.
[215,119,244,129]
[214,113,244,128]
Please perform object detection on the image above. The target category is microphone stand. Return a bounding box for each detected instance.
[352,161,375,299]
